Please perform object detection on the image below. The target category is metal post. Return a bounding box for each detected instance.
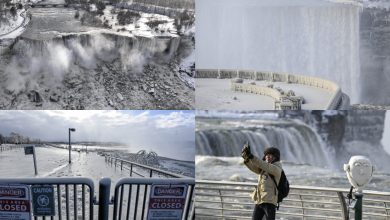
[69,129,71,164]
[98,178,111,220]
[32,146,38,175]
[355,192,363,220]
[68,128,75,164]
[337,192,349,220]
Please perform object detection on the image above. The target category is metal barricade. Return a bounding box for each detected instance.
[0,163,195,219]
[196,180,390,220]
[0,177,95,220]
[105,156,187,178]
[112,177,195,220]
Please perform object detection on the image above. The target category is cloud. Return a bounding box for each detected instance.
[44,110,150,125]
[155,111,194,128]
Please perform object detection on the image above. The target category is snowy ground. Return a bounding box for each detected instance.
[0,9,28,39]
[98,5,178,38]
[196,78,333,110]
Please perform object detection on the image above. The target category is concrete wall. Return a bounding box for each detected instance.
[231,82,282,100]
[196,69,343,110]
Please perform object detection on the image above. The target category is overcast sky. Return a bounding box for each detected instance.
[0,110,195,161]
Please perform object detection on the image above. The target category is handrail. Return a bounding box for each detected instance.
[196,180,390,220]
[0,144,25,151]
[105,155,188,178]
[0,177,94,186]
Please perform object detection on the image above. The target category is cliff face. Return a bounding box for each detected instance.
[360,6,390,104]
[304,110,388,170]
[301,110,386,152]
[344,110,386,144]
[312,111,347,154]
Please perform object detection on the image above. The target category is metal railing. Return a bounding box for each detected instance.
[0,177,95,220]
[0,144,24,152]
[196,180,390,220]
[0,177,196,220]
[105,155,187,178]
[112,177,195,220]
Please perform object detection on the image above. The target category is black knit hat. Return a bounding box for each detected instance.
[263,147,280,162]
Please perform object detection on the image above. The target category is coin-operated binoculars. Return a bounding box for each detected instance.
[343,156,374,220]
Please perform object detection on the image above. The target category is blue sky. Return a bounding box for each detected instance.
[0,110,195,161]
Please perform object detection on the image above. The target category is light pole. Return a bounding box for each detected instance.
[68,128,76,164]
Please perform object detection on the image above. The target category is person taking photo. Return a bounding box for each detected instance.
[242,143,282,220]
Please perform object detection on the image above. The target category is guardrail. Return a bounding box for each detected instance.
[196,69,343,110]
[112,177,195,220]
[105,155,187,178]
[196,180,390,220]
[0,144,27,152]
[0,177,95,220]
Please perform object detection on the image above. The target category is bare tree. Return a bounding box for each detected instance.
[0,134,4,145]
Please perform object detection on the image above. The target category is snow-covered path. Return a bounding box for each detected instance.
[0,145,194,192]
[0,9,29,39]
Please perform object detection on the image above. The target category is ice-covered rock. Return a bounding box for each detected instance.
[116,93,124,101]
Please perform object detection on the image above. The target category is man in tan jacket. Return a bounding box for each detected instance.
[242,144,282,220]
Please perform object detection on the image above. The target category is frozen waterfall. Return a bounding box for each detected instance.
[196,120,336,169]
[196,0,361,103]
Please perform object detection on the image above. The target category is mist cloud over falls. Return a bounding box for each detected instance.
[1,33,176,94]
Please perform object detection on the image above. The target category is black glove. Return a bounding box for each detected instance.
[241,141,253,162]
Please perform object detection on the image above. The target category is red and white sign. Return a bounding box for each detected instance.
[0,185,31,220]
[147,184,188,220]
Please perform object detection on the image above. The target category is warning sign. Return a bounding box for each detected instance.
[24,146,33,155]
[147,184,188,220]
[31,186,55,216]
[0,185,31,220]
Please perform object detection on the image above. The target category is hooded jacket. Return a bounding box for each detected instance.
[244,155,282,206]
